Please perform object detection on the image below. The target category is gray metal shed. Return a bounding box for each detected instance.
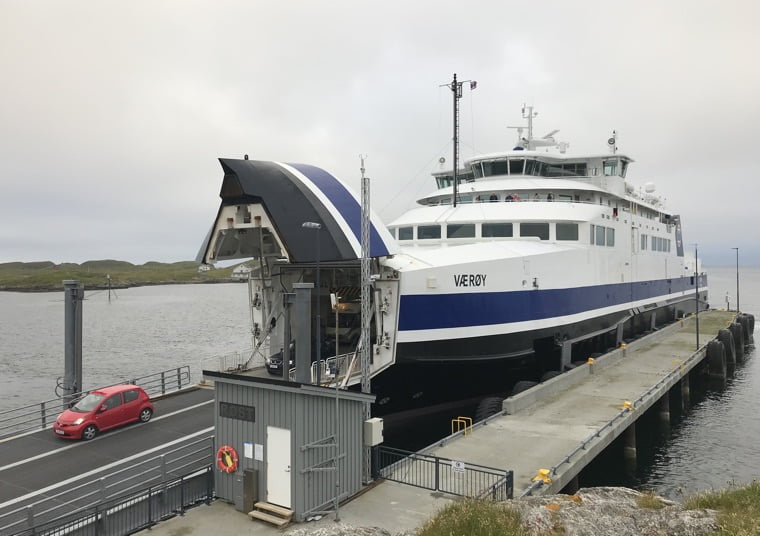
[203,370,375,522]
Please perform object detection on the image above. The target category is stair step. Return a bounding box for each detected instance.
[249,510,291,527]
[253,501,293,518]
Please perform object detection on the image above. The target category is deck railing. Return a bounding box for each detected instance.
[5,467,214,536]
[374,445,513,501]
[0,435,213,535]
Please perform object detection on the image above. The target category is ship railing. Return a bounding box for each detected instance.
[288,351,360,386]
[0,365,192,440]
[373,445,513,501]
[199,347,260,374]
[0,436,214,535]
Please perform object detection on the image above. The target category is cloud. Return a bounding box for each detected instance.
[1,0,759,265]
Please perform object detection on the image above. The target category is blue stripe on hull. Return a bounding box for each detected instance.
[288,163,391,258]
[398,275,706,331]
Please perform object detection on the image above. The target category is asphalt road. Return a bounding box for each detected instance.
[0,387,215,533]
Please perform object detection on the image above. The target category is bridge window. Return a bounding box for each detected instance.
[524,159,538,176]
[603,159,617,176]
[418,225,441,239]
[556,223,579,241]
[472,163,484,178]
[509,159,525,175]
[398,227,413,240]
[482,160,508,177]
[520,223,550,240]
[436,176,453,189]
[482,223,513,237]
[447,224,476,238]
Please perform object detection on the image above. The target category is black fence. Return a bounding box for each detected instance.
[374,446,513,501]
[0,436,213,535]
[8,467,213,536]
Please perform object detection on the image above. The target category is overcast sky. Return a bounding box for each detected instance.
[1,0,758,266]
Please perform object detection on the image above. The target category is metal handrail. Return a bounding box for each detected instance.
[8,466,214,536]
[0,435,213,534]
[375,445,513,500]
[519,325,735,497]
[0,365,192,440]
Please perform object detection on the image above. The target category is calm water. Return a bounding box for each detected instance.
[635,265,760,498]
[0,283,251,411]
[1,268,758,498]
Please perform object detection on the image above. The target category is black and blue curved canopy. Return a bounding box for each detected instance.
[197,159,397,264]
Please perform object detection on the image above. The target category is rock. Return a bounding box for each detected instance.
[511,487,718,536]
[283,487,717,535]
[285,524,414,536]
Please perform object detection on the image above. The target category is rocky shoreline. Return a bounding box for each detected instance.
[284,487,718,536]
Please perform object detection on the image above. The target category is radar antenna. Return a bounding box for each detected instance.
[508,105,561,150]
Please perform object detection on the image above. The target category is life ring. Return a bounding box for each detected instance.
[216,445,239,473]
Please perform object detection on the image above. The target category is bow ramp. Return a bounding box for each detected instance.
[197,159,397,264]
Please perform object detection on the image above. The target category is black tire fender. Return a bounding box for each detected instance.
[511,380,538,396]
[707,339,726,378]
[474,396,504,422]
[718,328,736,368]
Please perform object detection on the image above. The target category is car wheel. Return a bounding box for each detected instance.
[139,408,153,423]
[82,425,98,441]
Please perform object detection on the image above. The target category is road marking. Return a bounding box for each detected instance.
[0,426,214,509]
[0,399,214,469]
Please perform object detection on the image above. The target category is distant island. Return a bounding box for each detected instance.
[0,260,247,292]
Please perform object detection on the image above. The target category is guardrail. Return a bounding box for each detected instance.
[0,435,214,535]
[0,366,192,440]
[374,445,513,501]
[7,467,214,536]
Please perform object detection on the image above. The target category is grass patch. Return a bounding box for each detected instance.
[684,481,760,535]
[417,498,529,536]
[0,260,238,291]
[636,490,666,510]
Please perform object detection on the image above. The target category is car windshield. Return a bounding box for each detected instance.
[71,393,106,412]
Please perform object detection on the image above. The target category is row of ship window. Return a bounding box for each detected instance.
[641,234,672,252]
[390,222,672,252]
[390,222,579,241]
[435,157,628,187]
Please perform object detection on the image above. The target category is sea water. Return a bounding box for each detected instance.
[0,268,758,498]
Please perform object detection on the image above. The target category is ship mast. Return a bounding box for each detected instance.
[443,73,475,207]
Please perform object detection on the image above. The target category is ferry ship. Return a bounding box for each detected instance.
[197,77,708,414]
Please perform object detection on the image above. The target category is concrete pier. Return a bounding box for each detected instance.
[415,310,736,495]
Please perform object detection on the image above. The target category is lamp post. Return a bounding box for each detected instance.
[694,244,700,350]
[302,221,322,385]
[331,292,341,522]
[732,247,740,312]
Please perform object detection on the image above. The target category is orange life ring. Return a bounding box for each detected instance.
[216,445,239,473]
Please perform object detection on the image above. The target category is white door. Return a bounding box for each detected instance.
[266,426,291,507]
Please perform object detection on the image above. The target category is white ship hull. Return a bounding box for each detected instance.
[196,105,707,414]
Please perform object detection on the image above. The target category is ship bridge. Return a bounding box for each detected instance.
[197,158,398,265]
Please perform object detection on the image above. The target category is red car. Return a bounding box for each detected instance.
[53,384,154,440]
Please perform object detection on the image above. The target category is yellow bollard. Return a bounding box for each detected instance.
[532,468,552,484]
